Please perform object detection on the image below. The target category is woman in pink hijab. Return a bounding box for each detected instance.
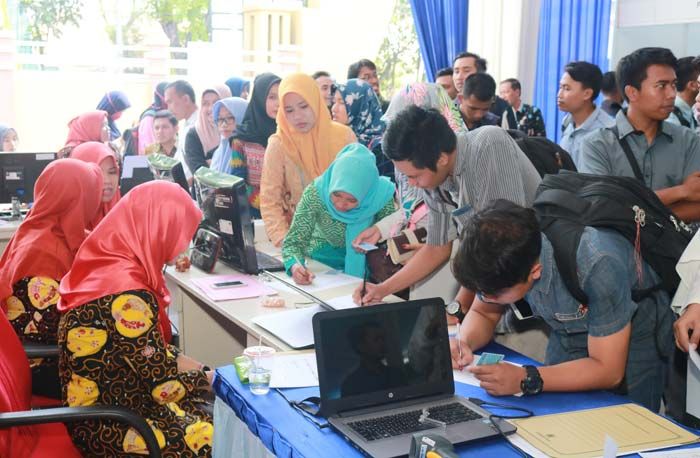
[59,110,110,158]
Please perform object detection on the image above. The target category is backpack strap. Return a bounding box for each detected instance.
[672,106,691,128]
[609,126,645,184]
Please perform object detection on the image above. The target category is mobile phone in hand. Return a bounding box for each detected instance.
[357,242,379,251]
[211,280,245,289]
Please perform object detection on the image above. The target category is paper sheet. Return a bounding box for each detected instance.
[269,352,319,388]
[510,403,700,458]
[324,294,360,310]
[453,355,523,397]
[252,306,322,349]
[303,270,360,293]
[190,274,277,301]
[640,447,700,457]
[687,348,700,419]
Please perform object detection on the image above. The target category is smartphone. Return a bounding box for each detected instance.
[211,280,246,289]
[510,299,535,320]
[357,242,379,251]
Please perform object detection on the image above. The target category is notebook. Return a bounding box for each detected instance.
[312,299,516,458]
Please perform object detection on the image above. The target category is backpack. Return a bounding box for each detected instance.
[506,130,577,178]
[533,170,695,304]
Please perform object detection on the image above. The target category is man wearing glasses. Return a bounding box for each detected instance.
[450,199,673,412]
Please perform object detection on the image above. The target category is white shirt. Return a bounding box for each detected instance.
[175,109,198,179]
[672,230,700,315]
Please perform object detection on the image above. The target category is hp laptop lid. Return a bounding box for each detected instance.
[312,299,516,457]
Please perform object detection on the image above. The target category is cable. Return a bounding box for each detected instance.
[468,398,533,458]
[274,388,330,430]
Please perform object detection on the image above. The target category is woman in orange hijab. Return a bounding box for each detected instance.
[260,73,356,246]
[57,181,213,457]
[59,110,111,158]
[70,141,120,229]
[0,159,103,398]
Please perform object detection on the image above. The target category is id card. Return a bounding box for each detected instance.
[476,352,505,366]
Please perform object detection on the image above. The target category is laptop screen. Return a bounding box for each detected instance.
[313,300,453,417]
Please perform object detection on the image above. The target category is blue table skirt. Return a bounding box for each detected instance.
[214,343,654,457]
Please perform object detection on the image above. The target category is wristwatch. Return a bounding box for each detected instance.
[520,365,543,396]
[445,300,466,322]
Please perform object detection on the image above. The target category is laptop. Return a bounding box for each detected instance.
[312,299,516,458]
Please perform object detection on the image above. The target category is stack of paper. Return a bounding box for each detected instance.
[190,275,277,301]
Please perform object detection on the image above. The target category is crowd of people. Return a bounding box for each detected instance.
[4,47,700,456]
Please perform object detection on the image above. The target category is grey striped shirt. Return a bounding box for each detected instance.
[424,126,542,245]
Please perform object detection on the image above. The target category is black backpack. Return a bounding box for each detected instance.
[506,130,577,178]
[533,170,695,304]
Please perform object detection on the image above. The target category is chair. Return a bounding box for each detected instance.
[0,311,162,457]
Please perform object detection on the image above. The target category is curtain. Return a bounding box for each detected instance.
[533,0,612,143]
[409,0,469,83]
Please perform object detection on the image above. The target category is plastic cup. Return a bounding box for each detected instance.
[243,346,275,395]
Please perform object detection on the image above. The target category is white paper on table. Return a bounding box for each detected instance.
[269,352,319,388]
[325,294,360,310]
[252,306,322,349]
[303,270,360,293]
[640,448,700,457]
[603,435,619,458]
[452,354,523,396]
[121,155,148,179]
[687,348,700,419]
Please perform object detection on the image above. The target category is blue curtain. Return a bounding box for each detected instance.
[533,0,612,143]
[409,0,469,83]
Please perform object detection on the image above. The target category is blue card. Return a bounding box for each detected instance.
[476,352,505,366]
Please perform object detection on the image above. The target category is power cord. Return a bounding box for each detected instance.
[468,397,533,458]
[274,388,329,429]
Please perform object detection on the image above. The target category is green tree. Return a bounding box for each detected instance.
[99,0,146,45]
[19,0,83,41]
[375,0,421,98]
[147,0,211,47]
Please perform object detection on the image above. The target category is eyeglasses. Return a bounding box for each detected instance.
[217,116,235,126]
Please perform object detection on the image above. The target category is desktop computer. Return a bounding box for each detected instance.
[193,167,284,274]
[0,152,57,204]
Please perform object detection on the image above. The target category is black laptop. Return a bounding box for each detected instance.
[312,299,517,458]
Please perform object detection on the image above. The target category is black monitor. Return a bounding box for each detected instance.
[0,152,57,203]
[119,154,189,195]
[193,167,258,274]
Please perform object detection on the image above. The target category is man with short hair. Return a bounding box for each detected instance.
[435,67,458,100]
[347,58,387,112]
[452,52,515,128]
[145,110,179,157]
[164,80,198,180]
[601,71,624,117]
[667,56,700,129]
[499,78,546,137]
[579,47,700,223]
[459,73,501,130]
[558,61,615,166]
[449,200,672,410]
[353,106,541,311]
[312,70,334,108]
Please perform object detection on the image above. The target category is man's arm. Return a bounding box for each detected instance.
[451,297,504,368]
[354,242,452,304]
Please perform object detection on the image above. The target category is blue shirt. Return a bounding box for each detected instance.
[559,106,615,167]
[524,228,673,410]
[578,110,700,191]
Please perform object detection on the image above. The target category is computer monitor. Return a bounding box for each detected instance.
[0,152,57,203]
[193,167,258,274]
[119,154,189,195]
[147,154,190,193]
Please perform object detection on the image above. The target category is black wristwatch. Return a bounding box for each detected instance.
[520,365,543,396]
[445,300,466,322]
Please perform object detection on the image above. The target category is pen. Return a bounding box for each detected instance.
[456,320,463,367]
[360,260,368,306]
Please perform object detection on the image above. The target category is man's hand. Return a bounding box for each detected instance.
[469,363,527,396]
[674,303,700,352]
[291,264,315,285]
[352,282,386,305]
[449,338,474,370]
[352,226,382,252]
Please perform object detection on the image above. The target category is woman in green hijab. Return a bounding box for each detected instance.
[282,143,396,284]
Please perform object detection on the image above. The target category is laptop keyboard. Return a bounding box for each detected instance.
[256,251,285,272]
[347,402,482,442]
